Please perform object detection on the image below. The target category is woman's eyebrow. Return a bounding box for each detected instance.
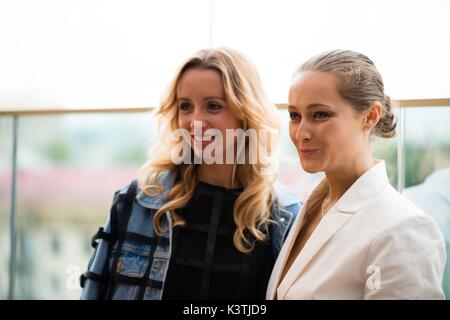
[307,103,332,109]
[288,103,331,111]
[203,96,226,101]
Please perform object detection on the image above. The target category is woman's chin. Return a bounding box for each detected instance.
[300,160,321,174]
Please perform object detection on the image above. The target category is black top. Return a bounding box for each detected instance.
[162,181,274,300]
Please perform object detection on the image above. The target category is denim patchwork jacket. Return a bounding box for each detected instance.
[80,170,302,300]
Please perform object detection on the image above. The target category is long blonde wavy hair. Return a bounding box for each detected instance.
[137,47,280,253]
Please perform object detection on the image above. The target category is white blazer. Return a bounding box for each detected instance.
[267,160,446,300]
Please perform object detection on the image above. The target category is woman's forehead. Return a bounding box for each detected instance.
[289,71,341,105]
[177,68,224,97]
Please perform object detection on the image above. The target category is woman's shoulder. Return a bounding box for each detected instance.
[365,184,443,241]
[377,184,433,219]
[115,169,177,198]
[273,181,304,207]
[271,182,303,224]
[110,179,139,203]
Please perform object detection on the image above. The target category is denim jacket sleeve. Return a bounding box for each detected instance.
[80,217,111,300]
[80,182,135,300]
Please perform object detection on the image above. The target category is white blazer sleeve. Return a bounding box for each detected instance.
[364,215,447,299]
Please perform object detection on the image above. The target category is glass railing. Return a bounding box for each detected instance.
[1,99,450,299]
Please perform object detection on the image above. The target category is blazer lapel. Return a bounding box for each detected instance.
[272,160,389,300]
[266,198,308,299]
[276,208,354,299]
[267,179,328,299]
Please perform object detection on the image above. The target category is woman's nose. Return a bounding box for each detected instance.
[295,120,312,142]
[190,110,208,132]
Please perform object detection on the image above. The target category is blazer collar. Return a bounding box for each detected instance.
[334,159,390,214]
[270,160,390,299]
[297,160,389,214]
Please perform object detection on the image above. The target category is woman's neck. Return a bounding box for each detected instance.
[325,153,374,203]
[197,163,241,189]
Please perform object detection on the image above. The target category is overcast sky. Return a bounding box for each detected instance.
[0,0,449,108]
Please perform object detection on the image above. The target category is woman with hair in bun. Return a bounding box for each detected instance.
[266,49,446,299]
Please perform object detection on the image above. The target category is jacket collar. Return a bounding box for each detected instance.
[136,169,300,210]
[334,159,389,214]
[274,181,303,208]
[269,160,390,299]
[296,159,389,214]
[136,170,178,209]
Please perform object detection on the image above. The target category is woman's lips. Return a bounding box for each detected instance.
[192,135,215,147]
[299,148,318,156]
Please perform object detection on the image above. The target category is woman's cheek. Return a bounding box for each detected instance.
[289,123,297,145]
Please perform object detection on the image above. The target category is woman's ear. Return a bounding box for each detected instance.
[363,101,382,132]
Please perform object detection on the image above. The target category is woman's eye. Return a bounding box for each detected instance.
[208,102,222,110]
[289,112,301,121]
[179,102,192,111]
[313,111,330,120]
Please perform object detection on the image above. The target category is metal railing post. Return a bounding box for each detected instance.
[397,106,406,193]
[8,115,19,300]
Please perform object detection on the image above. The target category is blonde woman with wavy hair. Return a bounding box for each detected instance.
[81,47,302,300]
